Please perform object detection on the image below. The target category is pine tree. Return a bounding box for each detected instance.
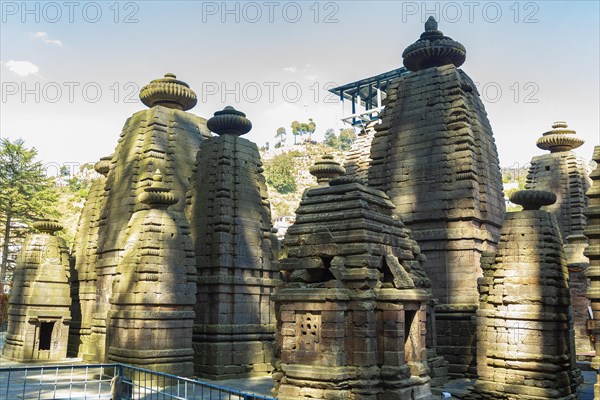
[264,152,298,194]
[0,138,59,286]
[338,128,357,150]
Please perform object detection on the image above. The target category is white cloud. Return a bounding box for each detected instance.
[4,60,40,77]
[30,32,63,47]
[305,75,318,81]
[283,66,297,73]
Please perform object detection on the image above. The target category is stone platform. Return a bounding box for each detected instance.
[0,334,595,399]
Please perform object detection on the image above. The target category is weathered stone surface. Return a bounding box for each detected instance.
[81,74,210,361]
[189,106,279,379]
[584,146,600,394]
[68,156,110,359]
[106,172,196,376]
[273,156,436,400]
[526,122,593,352]
[469,189,581,399]
[368,18,505,376]
[2,219,72,361]
[343,121,377,183]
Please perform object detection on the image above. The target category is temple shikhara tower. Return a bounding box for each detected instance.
[189,106,279,379]
[368,17,505,376]
[68,73,210,363]
[526,121,593,352]
[470,189,581,399]
[585,146,600,397]
[3,219,72,361]
[68,155,110,359]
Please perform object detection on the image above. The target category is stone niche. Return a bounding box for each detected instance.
[2,219,72,361]
[367,17,505,376]
[469,190,581,399]
[273,156,434,400]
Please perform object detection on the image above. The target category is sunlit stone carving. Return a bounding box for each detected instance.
[79,73,210,361]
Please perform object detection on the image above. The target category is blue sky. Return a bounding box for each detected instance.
[1,1,599,172]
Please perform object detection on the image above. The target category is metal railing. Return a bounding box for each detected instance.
[0,363,277,400]
[0,364,115,399]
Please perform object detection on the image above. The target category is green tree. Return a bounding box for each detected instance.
[291,119,316,145]
[275,127,287,148]
[0,138,59,285]
[323,128,339,148]
[264,151,298,194]
[338,128,357,151]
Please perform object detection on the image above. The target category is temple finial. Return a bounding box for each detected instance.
[425,16,438,31]
[402,18,466,71]
[309,154,345,186]
[207,106,252,136]
[536,121,584,153]
[139,73,197,111]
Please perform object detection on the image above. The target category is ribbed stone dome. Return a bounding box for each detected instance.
[510,189,557,210]
[536,121,584,152]
[139,73,197,111]
[139,170,177,207]
[94,155,112,176]
[402,16,466,72]
[309,154,345,185]
[207,106,252,136]
[33,218,63,234]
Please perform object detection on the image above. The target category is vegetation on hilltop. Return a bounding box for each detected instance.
[0,138,97,286]
[1,126,540,286]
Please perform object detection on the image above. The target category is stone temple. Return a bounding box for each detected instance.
[2,16,595,400]
[3,219,72,361]
[526,121,593,352]
[368,16,505,376]
[70,73,211,366]
[585,146,600,397]
[189,106,279,379]
[274,156,434,399]
[68,155,110,359]
[469,189,581,399]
